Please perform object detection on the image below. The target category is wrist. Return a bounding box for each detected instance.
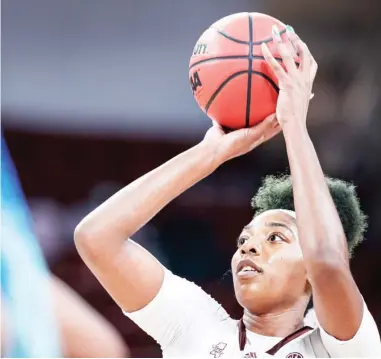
[282,121,309,139]
[197,140,224,171]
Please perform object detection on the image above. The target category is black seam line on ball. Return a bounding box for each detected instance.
[189,55,284,70]
[214,27,287,45]
[189,56,247,70]
[189,56,298,70]
[203,70,279,116]
[205,71,248,114]
[245,14,254,128]
[252,71,279,93]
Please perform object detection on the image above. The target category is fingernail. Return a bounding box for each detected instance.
[287,25,295,33]
[286,25,293,40]
[272,25,282,42]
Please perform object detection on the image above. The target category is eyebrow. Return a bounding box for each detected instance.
[265,222,291,230]
[243,222,293,232]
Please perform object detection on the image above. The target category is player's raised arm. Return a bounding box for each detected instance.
[262,26,364,340]
[74,117,280,313]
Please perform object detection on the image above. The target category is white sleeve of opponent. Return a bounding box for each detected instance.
[317,299,381,357]
[123,269,231,352]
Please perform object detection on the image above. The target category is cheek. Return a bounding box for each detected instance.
[267,246,305,278]
[267,243,303,264]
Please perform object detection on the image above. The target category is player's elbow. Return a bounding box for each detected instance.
[303,231,349,273]
[74,219,101,259]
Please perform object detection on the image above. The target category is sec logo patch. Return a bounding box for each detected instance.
[286,353,303,358]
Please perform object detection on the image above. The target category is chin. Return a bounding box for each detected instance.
[235,284,264,307]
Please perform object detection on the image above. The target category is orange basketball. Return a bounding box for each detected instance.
[189,12,295,130]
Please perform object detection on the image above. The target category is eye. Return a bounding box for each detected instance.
[237,237,249,247]
[267,233,284,243]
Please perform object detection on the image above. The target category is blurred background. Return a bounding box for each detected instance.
[2,0,381,357]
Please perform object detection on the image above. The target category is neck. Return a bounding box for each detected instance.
[243,302,307,338]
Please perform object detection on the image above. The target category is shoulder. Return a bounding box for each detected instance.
[125,269,236,356]
[308,300,381,357]
[127,269,231,323]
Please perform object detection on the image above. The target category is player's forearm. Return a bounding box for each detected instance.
[75,141,219,249]
[283,124,349,267]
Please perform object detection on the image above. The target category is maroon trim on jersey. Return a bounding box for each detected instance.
[265,326,312,355]
[238,318,312,354]
[239,318,246,351]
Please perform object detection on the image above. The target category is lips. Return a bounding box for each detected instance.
[236,259,263,278]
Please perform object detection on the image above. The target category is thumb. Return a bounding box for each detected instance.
[259,113,278,128]
[244,114,280,145]
[244,114,278,137]
[224,114,278,144]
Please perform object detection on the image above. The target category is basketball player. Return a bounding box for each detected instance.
[75,26,381,357]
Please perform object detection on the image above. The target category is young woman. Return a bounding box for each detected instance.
[75,26,381,357]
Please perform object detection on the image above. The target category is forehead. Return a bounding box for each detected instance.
[246,209,297,231]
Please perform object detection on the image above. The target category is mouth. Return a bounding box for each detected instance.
[236,259,263,279]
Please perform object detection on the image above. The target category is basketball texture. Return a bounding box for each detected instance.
[189,12,294,130]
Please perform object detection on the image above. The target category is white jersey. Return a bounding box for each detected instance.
[124,269,381,358]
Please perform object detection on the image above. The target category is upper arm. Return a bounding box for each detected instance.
[308,259,364,341]
[124,269,231,352]
[74,227,165,313]
[316,298,381,357]
[74,229,232,353]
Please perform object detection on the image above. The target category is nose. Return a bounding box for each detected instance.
[240,240,261,256]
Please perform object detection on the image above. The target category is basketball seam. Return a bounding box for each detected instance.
[245,14,253,128]
[193,19,289,119]
[189,55,284,70]
[203,71,279,115]
[205,71,248,114]
[210,27,248,44]
[252,71,279,93]
[212,27,287,45]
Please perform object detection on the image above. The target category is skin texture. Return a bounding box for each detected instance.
[232,209,311,337]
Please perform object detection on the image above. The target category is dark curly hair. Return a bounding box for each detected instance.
[251,174,368,257]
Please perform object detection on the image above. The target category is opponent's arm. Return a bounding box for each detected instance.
[51,275,129,358]
[262,26,362,340]
[74,117,280,313]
